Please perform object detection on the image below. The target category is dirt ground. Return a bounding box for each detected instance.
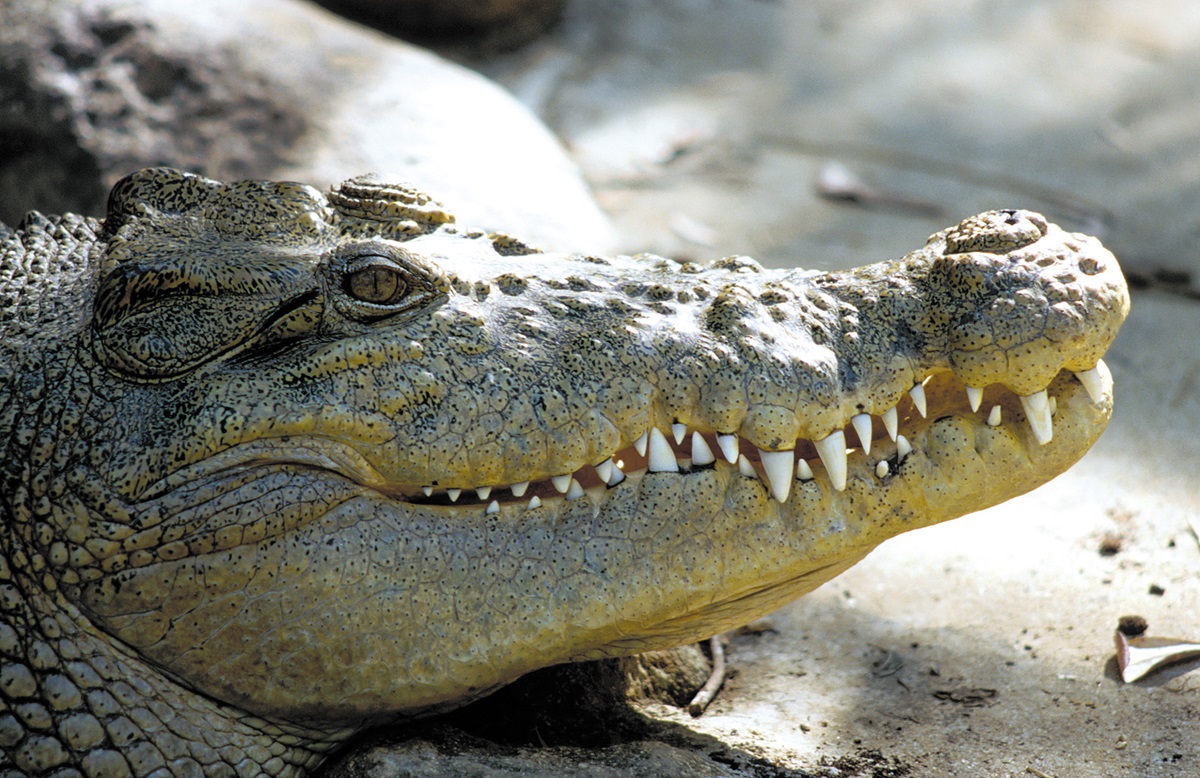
[442,2,1200,775]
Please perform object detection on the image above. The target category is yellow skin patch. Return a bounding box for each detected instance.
[0,169,1128,775]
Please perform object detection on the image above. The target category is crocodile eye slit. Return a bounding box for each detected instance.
[326,243,449,321]
[345,260,408,305]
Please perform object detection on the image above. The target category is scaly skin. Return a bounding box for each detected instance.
[0,169,1129,776]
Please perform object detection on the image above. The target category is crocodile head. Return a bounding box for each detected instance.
[0,168,1128,774]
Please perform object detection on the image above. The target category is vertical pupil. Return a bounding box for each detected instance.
[350,265,401,303]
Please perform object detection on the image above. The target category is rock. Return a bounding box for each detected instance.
[321,648,726,777]
[325,732,744,778]
[0,0,613,252]
[313,0,567,48]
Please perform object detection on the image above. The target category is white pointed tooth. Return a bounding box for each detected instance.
[758,448,795,503]
[594,458,614,483]
[987,405,1002,427]
[671,422,687,445]
[797,458,814,480]
[717,433,740,463]
[476,486,492,500]
[566,478,585,500]
[485,500,500,515]
[528,495,542,509]
[691,432,716,466]
[551,474,572,493]
[422,485,433,497]
[634,431,649,457]
[851,413,873,456]
[1019,389,1053,445]
[738,454,756,478]
[447,488,461,502]
[510,481,529,497]
[647,427,680,473]
[909,383,927,418]
[882,406,898,442]
[607,463,626,486]
[1075,362,1107,404]
[966,385,984,412]
[896,434,912,460]
[875,460,889,478]
[815,430,848,492]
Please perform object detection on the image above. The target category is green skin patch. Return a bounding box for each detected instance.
[0,169,1129,776]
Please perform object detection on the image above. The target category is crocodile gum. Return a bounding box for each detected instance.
[0,169,1129,776]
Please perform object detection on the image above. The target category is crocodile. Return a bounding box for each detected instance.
[0,167,1129,777]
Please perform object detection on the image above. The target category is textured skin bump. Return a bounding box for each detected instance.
[1,169,1128,776]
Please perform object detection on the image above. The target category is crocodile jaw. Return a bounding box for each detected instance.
[78,357,1111,723]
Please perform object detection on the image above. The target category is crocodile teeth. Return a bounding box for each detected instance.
[607,463,626,486]
[422,485,433,497]
[1020,389,1053,445]
[737,454,756,478]
[671,422,688,445]
[594,458,614,483]
[966,385,984,412]
[882,406,898,442]
[987,405,1002,427]
[815,430,848,492]
[634,431,649,457]
[648,427,680,473]
[875,460,889,478]
[528,495,542,509]
[476,486,492,500]
[797,458,814,480]
[759,448,795,503]
[551,474,572,493]
[909,383,928,418]
[566,478,585,500]
[691,432,715,466]
[1075,362,1106,403]
[447,488,462,502]
[485,500,500,514]
[511,481,530,497]
[896,434,912,460]
[851,413,873,455]
[717,433,739,463]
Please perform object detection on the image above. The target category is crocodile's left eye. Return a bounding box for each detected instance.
[344,257,408,305]
[328,243,449,322]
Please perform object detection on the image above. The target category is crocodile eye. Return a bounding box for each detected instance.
[327,243,449,322]
[345,259,407,305]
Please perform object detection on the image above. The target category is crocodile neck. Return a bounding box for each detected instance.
[0,518,339,777]
[0,218,339,776]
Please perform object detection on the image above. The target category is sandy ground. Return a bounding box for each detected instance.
[442,2,1200,775]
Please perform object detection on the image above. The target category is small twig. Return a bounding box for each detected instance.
[688,636,727,717]
[1026,768,1055,778]
[1184,513,1200,556]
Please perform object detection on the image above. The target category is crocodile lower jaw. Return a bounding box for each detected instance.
[406,361,1111,513]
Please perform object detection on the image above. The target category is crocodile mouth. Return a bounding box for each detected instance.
[143,362,1109,513]
[404,361,1111,513]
